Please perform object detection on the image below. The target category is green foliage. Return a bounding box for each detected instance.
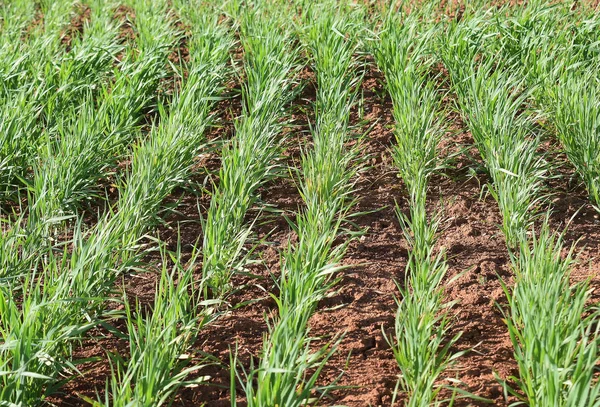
[0,89,42,198]
[96,244,211,407]
[1,2,600,406]
[501,223,600,407]
[234,2,364,405]
[202,3,299,298]
[552,70,600,211]
[492,2,600,212]
[441,19,547,248]
[445,8,600,406]
[374,11,443,204]
[373,8,466,405]
[0,2,233,404]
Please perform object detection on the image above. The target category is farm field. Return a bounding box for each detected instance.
[1,0,600,406]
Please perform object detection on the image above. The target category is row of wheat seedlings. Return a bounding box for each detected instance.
[233,2,364,405]
[0,0,36,91]
[0,0,37,181]
[201,2,300,300]
[1,0,125,289]
[91,5,236,404]
[96,0,304,400]
[0,0,177,282]
[4,0,86,109]
[0,0,173,206]
[30,0,176,225]
[28,0,127,223]
[0,1,233,404]
[487,6,600,405]
[0,0,173,400]
[1,0,123,202]
[442,8,600,405]
[498,1,600,213]
[372,7,467,405]
[0,0,36,39]
[551,67,600,213]
[440,10,547,249]
[1,0,126,282]
[9,0,74,79]
[0,86,42,200]
[0,0,75,199]
[0,0,121,279]
[499,219,600,406]
[1,0,121,256]
[93,243,204,407]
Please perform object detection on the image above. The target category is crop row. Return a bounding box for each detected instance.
[442,2,600,405]
[233,2,364,405]
[372,5,462,406]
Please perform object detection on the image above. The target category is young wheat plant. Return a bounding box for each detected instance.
[202,2,300,299]
[235,2,364,405]
[373,7,467,405]
[440,19,547,247]
[501,222,600,406]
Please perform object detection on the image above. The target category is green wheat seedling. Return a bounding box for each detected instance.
[490,3,600,213]
[0,0,36,39]
[445,10,600,406]
[373,9,443,205]
[66,2,234,302]
[441,22,548,247]
[491,2,570,103]
[0,0,107,198]
[14,0,80,88]
[0,0,37,93]
[552,70,600,212]
[0,0,100,95]
[0,246,97,406]
[234,2,364,405]
[38,0,75,37]
[515,10,600,213]
[114,13,234,247]
[41,0,123,120]
[92,6,235,404]
[0,221,134,405]
[372,8,468,405]
[95,242,211,407]
[88,10,235,404]
[0,0,124,278]
[0,0,88,199]
[234,301,342,407]
[0,214,39,283]
[30,0,176,225]
[26,0,75,48]
[202,3,300,299]
[240,197,356,406]
[0,88,43,200]
[1,0,120,201]
[500,222,600,406]
[391,180,460,407]
[388,249,462,407]
[0,0,178,284]
[492,0,598,88]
